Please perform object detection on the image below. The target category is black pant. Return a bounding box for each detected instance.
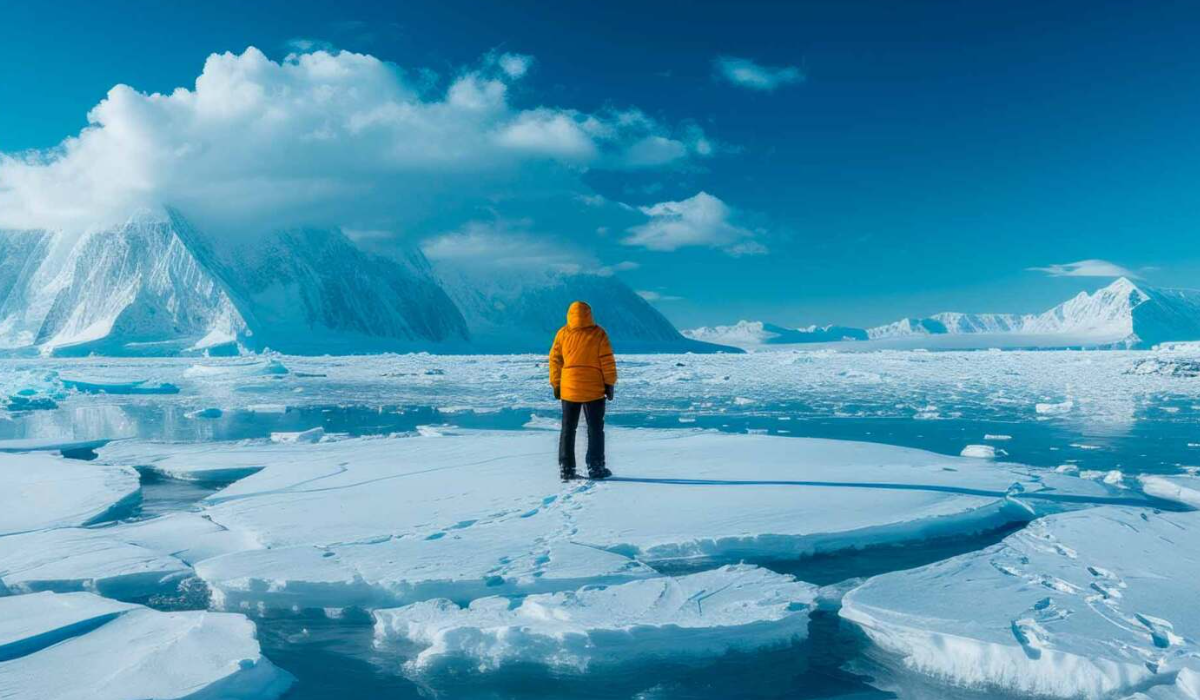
[559,398,605,472]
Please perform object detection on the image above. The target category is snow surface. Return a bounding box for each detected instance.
[0,592,293,700]
[373,564,817,672]
[95,429,1124,613]
[0,451,139,535]
[841,507,1200,698]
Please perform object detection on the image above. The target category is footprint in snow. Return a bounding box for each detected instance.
[1135,613,1180,649]
[1011,618,1049,659]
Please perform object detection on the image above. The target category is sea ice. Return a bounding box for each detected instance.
[373,565,817,672]
[841,506,1200,698]
[0,452,139,535]
[1139,474,1200,510]
[0,514,258,599]
[103,430,1122,612]
[0,592,293,699]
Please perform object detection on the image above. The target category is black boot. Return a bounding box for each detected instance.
[560,464,577,482]
[587,464,612,480]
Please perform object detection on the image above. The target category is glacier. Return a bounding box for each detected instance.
[687,277,1200,351]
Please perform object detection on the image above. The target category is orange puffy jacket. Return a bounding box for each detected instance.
[549,301,617,403]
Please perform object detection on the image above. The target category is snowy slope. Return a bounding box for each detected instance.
[194,223,470,354]
[0,213,246,355]
[693,279,1200,350]
[437,266,733,353]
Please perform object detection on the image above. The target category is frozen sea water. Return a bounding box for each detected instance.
[3,348,1200,699]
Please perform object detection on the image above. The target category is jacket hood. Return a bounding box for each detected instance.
[567,301,595,329]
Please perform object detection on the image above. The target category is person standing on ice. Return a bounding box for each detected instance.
[549,301,616,482]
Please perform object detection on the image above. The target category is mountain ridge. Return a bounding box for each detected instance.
[685,278,1200,351]
[0,210,729,356]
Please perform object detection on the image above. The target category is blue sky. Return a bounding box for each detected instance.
[3,0,1199,328]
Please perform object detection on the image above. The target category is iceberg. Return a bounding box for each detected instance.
[840,506,1200,698]
[373,565,817,672]
[0,452,139,535]
[0,591,293,700]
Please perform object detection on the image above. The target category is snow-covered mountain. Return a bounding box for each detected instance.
[436,266,730,353]
[684,321,866,348]
[0,210,724,356]
[688,278,1200,351]
[1,213,247,356]
[188,221,471,355]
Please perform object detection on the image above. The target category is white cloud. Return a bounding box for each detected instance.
[496,52,532,79]
[636,290,682,302]
[1028,259,1137,278]
[0,47,711,238]
[421,220,592,274]
[597,260,639,276]
[714,56,804,92]
[285,37,335,54]
[623,191,765,255]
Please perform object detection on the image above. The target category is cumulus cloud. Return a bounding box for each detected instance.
[714,56,804,91]
[0,47,711,237]
[1028,259,1137,278]
[623,191,765,255]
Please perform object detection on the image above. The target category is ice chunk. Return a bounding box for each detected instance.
[0,452,139,535]
[1036,400,1074,415]
[97,441,266,483]
[373,565,816,672]
[0,528,189,599]
[61,378,180,395]
[960,444,999,458]
[841,507,1200,698]
[0,514,258,599]
[269,427,325,444]
[1139,474,1200,510]
[0,437,113,460]
[0,592,293,700]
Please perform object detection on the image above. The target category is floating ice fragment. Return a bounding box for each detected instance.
[373,565,817,672]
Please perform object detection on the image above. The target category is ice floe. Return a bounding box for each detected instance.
[841,506,1200,698]
[0,452,139,535]
[0,591,293,699]
[101,430,1126,612]
[373,564,816,672]
[0,514,258,599]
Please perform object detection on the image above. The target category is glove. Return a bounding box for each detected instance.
[605,384,614,401]
[553,386,561,400]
